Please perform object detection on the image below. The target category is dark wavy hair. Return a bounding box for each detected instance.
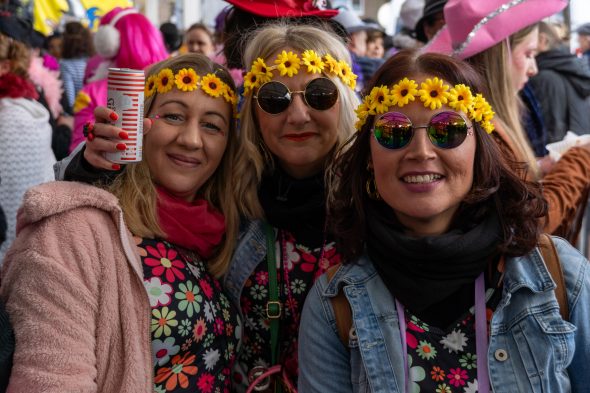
[61,21,93,59]
[328,50,547,261]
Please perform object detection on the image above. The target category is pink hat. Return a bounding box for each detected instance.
[224,0,337,18]
[424,0,567,60]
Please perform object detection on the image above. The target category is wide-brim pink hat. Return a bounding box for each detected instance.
[224,0,338,18]
[424,0,568,60]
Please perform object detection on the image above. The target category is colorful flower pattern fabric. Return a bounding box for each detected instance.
[233,230,341,389]
[404,281,502,393]
[138,237,241,393]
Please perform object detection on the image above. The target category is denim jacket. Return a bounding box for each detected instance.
[298,237,590,393]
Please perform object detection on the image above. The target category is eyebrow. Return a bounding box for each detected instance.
[157,99,229,125]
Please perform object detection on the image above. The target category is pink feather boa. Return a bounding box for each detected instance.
[28,55,63,118]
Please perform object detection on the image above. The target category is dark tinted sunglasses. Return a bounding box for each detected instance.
[372,111,473,150]
[254,77,339,115]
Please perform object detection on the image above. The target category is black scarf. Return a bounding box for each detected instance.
[258,167,326,247]
[366,202,502,327]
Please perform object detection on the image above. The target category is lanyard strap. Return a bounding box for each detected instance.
[397,273,489,392]
[263,223,282,366]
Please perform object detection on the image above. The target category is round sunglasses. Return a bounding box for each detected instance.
[372,111,473,150]
[254,77,339,115]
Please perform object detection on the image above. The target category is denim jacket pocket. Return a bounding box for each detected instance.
[348,327,371,393]
[532,311,577,370]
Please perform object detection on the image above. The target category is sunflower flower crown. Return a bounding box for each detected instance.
[355,77,495,133]
[243,49,358,95]
[145,67,238,113]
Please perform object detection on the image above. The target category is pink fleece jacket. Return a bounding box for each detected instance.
[0,181,153,393]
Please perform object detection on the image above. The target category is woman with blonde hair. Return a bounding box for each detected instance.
[1,53,251,392]
[425,0,590,240]
[55,21,360,391]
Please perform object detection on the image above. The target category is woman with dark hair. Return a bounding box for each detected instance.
[60,21,94,111]
[299,50,590,392]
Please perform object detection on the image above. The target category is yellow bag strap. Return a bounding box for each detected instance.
[538,234,569,321]
[326,264,352,347]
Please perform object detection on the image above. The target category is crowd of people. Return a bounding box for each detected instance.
[1,0,590,392]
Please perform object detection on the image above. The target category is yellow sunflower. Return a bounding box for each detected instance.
[469,94,494,123]
[301,50,325,74]
[274,50,301,77]
[145,75,157,98]
[481,120,495,134]
[368,85,393,114]
[243,71,261,95]
[323,54,342,76]
[174,68,199,92]
[250,58,273,84]
[354,103,370,130]
[222,87,238,107]
[338,61,357,89]
[156,68,175,94]
[201,74,225,98]
[418,77,450,110]
[390,78,418,107]
[447,84,473,114]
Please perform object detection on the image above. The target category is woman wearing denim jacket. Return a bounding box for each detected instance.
[298,51,590,393]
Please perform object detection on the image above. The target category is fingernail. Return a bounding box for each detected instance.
[148,118,154,126]
[116,143,126,151]
[112,164,121,170]
[119,131,129,140]
[110,112,119,121]
[87,133,95,141]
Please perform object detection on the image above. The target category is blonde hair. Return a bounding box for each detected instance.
[109,53,250,277]
[467,24,540,178]
[234,22,359,210]
[0,34,30,77]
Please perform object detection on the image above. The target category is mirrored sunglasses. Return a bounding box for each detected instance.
[372,111,473,150]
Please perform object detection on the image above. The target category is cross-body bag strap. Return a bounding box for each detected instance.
[538,233,569,320]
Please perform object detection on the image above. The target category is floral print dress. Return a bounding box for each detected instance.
[402,273,503,393]
[138,237,241,393]
[232,229,341,390]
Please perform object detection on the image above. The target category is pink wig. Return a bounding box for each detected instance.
[100,7,168,70]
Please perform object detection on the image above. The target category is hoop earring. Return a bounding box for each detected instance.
[366,176,381,200]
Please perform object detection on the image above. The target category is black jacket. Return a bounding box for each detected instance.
[529,47,590,143]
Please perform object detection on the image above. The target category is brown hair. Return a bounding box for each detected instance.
[61,21,94,58]
[109,53,256,277]
[0,34,30,77]
[328,50,547,261]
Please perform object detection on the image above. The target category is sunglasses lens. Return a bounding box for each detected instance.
[305,78,339,111]
[257,82,291,114]
[428,111,468,149]
[373,112,413,149]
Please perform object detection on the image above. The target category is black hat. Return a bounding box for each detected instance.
[414,0,447,43]
[0,11,32,46]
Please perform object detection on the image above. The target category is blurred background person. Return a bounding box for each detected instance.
[44,31,62,60]
[577,22,590,67]
[184,22,215,57]
[365,26,385,59]
[414,0,446,44]
[60,21,94,113]
[0,32,55,261]
[392,0,424,52]
[530,21,590,143]
[159,21,182,56]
